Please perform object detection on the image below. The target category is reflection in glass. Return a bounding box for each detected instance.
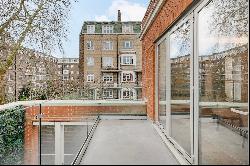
[169,20,191,155]
[158,39,167,129]
[41,126,55,165]
[64,125,89,165]
[198,0,248,164]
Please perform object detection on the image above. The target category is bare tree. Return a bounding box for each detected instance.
[0,0,76,104]
[210,0,248,38]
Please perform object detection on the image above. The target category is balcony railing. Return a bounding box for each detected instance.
[0,100,147,165]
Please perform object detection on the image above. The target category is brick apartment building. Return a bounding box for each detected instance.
[1,33,81,102]
[2,48,59,102]
[0,35,60,102]
[170,44,248,103]
[199,45,248,103]
[79,11,142,100]
[57,58,80,96]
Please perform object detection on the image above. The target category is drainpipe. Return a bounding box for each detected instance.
[117,28,120,99]
[14,54,17,101]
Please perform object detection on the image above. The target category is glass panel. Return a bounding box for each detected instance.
[64,125,88,165]
[169,19,191,154]
[198,0,248,164]
[158,39,167,128]
[41,125,55,165]
[40,105,97,165]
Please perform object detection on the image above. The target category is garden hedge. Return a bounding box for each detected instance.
[0,106,25,165]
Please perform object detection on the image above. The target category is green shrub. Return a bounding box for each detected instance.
[0,106,25,165]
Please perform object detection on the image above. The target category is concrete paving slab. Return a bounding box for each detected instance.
[80,120,179,165]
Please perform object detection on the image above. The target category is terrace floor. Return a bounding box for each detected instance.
[80,119,179,165]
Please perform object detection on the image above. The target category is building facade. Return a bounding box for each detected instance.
[57,58,80,97]
[2,49,59,102]
[79,11,142,100]
[1,37,80,103]
[0,33,68,102]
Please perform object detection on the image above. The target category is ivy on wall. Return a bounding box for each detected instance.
[0,106,25,165]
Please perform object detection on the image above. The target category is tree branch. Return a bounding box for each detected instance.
[0,1,45,76]
[0,0,26,35]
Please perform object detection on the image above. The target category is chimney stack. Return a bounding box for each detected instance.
[118,10,121,22]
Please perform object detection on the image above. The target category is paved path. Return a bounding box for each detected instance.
[80,120,178,165]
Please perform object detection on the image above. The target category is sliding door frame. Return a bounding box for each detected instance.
[154,0,211,164]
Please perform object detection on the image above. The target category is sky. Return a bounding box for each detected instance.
[54,0,149,58]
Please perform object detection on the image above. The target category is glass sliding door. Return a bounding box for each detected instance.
[169,18,192,156]
[156,0,248,164]
[196,0,249,164]
[156,14,193,162]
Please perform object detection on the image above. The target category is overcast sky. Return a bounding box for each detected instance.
[53,0,149,58]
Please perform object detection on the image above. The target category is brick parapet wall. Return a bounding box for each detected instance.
[23,104,146,164]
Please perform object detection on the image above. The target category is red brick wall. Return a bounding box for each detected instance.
[24,106,40,165]
[141,0,193,120]
[23,105,146,164]
[142,0,160,30]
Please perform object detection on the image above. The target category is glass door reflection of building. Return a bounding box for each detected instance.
[156,0,249,165]
[196,0,248,165]
[169,19,192,156]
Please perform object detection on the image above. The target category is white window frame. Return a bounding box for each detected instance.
[87,74,94,82]
[102,25,114,34]
[63,70,69,75]
[123,90,131,99]
[8,74,11,81]
[102,57,113,68]
[103,89,113,99]
[8,87,13,93]
[121,55,136,65]
[87,25,95,34]
[122,24,133,33]
[121,89,136,100]
[122,71,135,82]
[103,74,113,83]
[87,57,94,66]
[124,41,132,49]
[87,41,94,50]
[103,41,113,50]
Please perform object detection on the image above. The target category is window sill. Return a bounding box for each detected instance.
[121,81,135,83]
[121,64,135,66]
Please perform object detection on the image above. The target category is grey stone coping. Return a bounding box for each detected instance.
[0,100,147,112]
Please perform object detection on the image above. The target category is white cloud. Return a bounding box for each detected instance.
[95,15,110,21]
[95,0,147,21]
